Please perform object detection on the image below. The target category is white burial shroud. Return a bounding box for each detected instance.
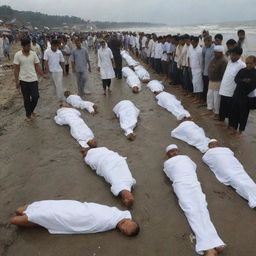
[134,65,150,81]
[203,147,256,208]
[84,147,136,196]
[126,75,141,90]
[156,92,191,120]
[163,155,225,255]
[147,80,164,92]
[171,121,210,153]
[66,95,95,114]
[113,100,140,136]
[54,107,94,148]
[122,67,136,78]
[121,50,139,66]
[24,200,131,234]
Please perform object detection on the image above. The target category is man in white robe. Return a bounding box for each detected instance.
[156,92,191,120]
[126,75,141,93]
[64,91,97,115]
[54,107,97,148]
[82,147,136,207]
[203,139,256,208]
[113,100,140,140]
[97,40,115,95]
[147,80,164,94]
[164,144,226,256]
[171,120,210,153]
[10,200,140,236]
[134,65,150,83]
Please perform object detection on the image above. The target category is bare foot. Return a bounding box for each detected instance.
[32,112,40,118]
[213,114,219,120]
[25,117,32,123]
[215,245,227,253]
[108,89,112,94]
[201,111,213,116]
[215,121,226,126]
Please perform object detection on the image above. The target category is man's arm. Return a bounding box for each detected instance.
[35,63,44,77]
[88,60,91,73]
[14,64,20,89]
[44,60,49,74]
[60,62,66,75]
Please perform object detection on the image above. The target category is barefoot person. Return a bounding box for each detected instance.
[10,200,140,236]
[64,91,97,115]
[54,106,97,148]
[82,147,136,207]
[203,139,256,208]
[113,100,140,140]
[97,40,115,95]
[13,38,43,122]
[164,145,226,256]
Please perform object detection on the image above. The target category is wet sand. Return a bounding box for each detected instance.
[0,49,256,256]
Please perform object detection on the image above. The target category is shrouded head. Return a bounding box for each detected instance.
[166,144,179,158]
[117,219,140,237]
[208,139,219,148]
[132,87,139,94]
[87,140,97,148]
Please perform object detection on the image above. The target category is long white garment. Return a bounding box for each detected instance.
[51,72,64,100]
[97,47,115,79]
[54,107,94,148]
[163,155,225,255]
[122,67,136,78]
[171,121,210,153]
[156,92,191,120]
[134,65,150,81]
[202,147,256,208]
[207,89,221,114]
[126,75,141,90]
[147,80,164,93]
[84,147,136,196]
[24,200,131,234]
[113,100,140,136]
[66,95,95,114]
[120,50,139,67]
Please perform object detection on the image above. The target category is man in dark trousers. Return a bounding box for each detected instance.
[229,56,256,136]
[108,34,122,79]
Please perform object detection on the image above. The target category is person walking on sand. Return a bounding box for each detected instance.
[14,38,43,123]
[97,40,115,95]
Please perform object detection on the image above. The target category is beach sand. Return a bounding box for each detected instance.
[0,46,256,256]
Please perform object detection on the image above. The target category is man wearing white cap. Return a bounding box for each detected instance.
[164,144,226,256]
[203,139,256,208]
[203,46,227,119]
[113,100,140,141]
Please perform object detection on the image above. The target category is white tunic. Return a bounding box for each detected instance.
[122,67,136,78]
[97,47,115,79]
[113,100,140,136]
[147,80,164,92]
[163,155,225,255]
[54,107,94,148]
[171,121,210,153]
[126,75,141,90]
[188,45,204,93]
[203,147,256,208]
[84,147,136,196]
[134,65,150,81]
[66,95,95,114]
[24,200,131,234]
[156,92,191,120]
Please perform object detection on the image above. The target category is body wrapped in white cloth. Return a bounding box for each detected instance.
[24,200,131,234]
[122,67,136,78]
[126,75,141,90]
[147,80,164,93]
[203,147,256,208]
[66,95,95,114]
[171,121,210,153]
[121,50,139,67]
[134,65,150,82]
[54,107,94,148]
[113,100,140,136]
[156,92,191,120]
[163,155,225,255]
[84,147,136,196]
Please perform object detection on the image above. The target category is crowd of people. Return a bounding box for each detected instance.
[8,27,256,256]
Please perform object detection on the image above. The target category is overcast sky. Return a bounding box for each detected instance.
[1,0,256,25]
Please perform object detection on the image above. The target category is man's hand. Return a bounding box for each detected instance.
[97,67,100,72]
[16,82,20,89]
[88,66,92,73]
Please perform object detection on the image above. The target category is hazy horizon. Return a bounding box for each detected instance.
[1,0,256,26]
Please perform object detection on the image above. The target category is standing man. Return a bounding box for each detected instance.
[202,35,214,102]
[154,37,163,74]
[219,47,245,125]
[13,38,43,122]
[97,40,115,95]
[44,39,65,101]
[237,29,248,61]
[70,38,91,97]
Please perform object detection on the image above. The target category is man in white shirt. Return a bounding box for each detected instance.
[154,37,163,74]
[164,144,226,256]
[31,38,42,60]
[10,200,140,236]
[44,39,65,101]
[161,36,171,82]
[219,47,245,123]
[14,38,43,122]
